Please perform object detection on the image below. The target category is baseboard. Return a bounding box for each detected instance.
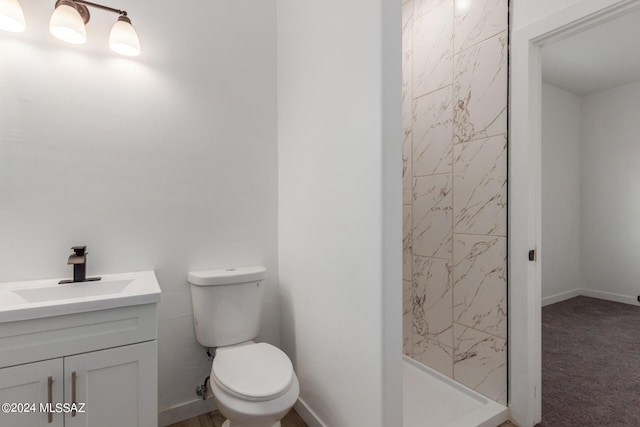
[579,288,639,306]
[543,288,639,307]
[294,397,326,427]
[158,397,215,427]
[542,289,581,306]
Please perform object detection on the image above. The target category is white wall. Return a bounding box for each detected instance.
[0,0,278,414]
[541,83,582,302]
[512,0,583,30]
[580,81,640,299]
[277,0,402,425]
[541,79,640,303]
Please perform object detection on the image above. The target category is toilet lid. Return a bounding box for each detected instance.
[212,343,294,401]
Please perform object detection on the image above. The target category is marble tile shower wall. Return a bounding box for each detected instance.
[402,0,508,405]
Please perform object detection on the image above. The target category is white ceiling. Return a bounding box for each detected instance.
[541,8,640,96]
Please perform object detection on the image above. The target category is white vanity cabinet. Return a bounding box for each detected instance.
[0,359,64,427]
[0,303,158,427]
[64,341,157,427]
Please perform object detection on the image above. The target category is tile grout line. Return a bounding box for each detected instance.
[451,0,457,380]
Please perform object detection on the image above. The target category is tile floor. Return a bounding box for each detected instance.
[166,409,307,427]
[168,410,517,427]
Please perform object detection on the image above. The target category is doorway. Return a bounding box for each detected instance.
[538,11,640,424]
[510,0,640,426]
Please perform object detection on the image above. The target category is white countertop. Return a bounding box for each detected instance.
[0,270,161,323]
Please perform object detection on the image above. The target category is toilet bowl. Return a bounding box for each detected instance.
[188,266,300,427]
[211,342,300,427]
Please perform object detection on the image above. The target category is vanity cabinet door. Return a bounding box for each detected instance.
[63,341,157,427]
[0,359,64,427]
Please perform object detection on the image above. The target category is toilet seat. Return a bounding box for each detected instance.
[212,342,294,402]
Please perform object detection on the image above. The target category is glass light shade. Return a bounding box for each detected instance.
[0,0,26,33]
[49,2,86,45]
[109,16,140,56]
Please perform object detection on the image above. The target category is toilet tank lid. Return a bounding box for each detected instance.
[188,266,266,286]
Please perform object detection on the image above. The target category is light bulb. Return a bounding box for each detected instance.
[50,1,86,45]
[109,15,140,56]
[0,0,26,33]
[456,0,473,13]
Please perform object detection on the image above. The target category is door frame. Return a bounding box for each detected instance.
[509,0,640,425]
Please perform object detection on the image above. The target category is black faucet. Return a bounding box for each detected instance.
[59,246,101,284]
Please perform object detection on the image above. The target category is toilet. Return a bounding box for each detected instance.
[188,266,299,427]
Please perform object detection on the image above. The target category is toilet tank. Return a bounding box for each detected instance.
[188,266,266,348]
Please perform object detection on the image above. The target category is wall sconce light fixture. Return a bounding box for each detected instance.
[50,0,140,56]
[0,0,140,56]
[0,0,26,32]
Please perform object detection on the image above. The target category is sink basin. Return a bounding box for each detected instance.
[13,279,134,303]
[0,271,161,322]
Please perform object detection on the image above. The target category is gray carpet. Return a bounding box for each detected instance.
[538,296,640,426]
